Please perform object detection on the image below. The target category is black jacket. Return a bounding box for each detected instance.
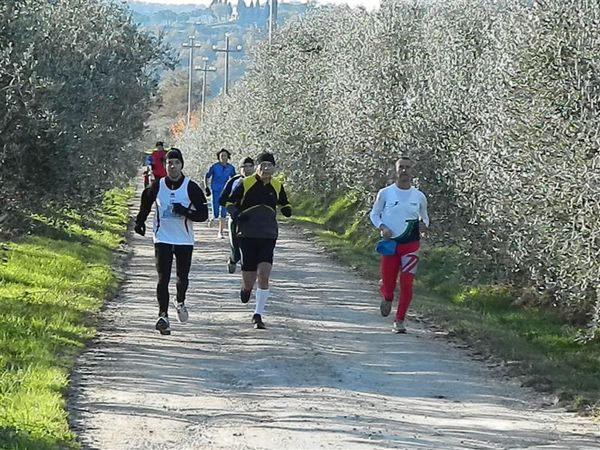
[226,175,291,239]
[219,174,243,207]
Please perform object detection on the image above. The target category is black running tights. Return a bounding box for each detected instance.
[154,243,193,315]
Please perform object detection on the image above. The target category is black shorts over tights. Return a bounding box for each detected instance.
[239,238,276,271]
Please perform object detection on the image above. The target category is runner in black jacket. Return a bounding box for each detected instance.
[219,156,255,274]
[226,152,291,329]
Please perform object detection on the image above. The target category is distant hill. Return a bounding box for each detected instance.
[127,1,309,29]
[128,1,209,15]
[126,1,310,95]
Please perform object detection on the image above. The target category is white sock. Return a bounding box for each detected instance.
[254,288,270,315]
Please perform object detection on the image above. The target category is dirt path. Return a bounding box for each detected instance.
[68,209,599,449]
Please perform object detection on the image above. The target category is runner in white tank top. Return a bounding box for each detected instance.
[154,176,194,246]
[135,148,208,335]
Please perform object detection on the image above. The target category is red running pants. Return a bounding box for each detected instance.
[379,240,420,321]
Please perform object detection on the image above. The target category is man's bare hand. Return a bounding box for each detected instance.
[380,225,393,240]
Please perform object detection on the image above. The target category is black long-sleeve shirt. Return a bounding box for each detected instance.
[219,174,243,207]
[136,175,208,224]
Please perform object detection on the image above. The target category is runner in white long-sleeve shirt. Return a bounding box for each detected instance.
[369,156,430,333]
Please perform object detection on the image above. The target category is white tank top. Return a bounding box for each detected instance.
[153,177,195,245]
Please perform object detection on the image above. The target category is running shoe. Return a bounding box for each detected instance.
[227,259,236,274]
[252,313,266,330]
[392,320,406,334]
[380,299,392,317]
[240,288,251,304]
[174,301,189,323]
[155,315,171,335]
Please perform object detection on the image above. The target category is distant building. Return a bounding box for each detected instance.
[210,0,271,25]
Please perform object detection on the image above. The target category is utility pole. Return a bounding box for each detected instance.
[268,0,278,50]
[212,33,242,96]
[195,57,217,124]
[182,35,202,126]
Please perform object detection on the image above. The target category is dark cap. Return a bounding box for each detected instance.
[166,148,184,168]
[239,156,254,167]
[156,141,164,147]
[256,152,275,165]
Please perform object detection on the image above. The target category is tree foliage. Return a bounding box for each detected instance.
[0,0,175,235]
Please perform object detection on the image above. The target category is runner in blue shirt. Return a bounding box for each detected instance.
[205,148,236,238]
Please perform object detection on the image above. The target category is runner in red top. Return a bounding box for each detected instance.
[150,141,168,180]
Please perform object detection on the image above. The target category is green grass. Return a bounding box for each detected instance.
[0,187,133,450]
[288,193,600,413]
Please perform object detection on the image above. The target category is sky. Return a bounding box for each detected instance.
[130,0,381,11]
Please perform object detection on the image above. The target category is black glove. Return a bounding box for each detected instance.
[205,187,211,197]
[227,205,239,219]
[281,206,292,218]
[172,203,188,216]
[134,222,146,236]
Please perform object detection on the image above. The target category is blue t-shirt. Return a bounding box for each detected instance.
[207,162,235,188]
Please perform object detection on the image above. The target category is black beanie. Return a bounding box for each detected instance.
[166,148,184,168]
[239,156,254,167]
[256,152,276,165]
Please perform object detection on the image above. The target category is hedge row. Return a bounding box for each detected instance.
[0,0,175,235]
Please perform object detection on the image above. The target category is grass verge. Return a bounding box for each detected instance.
[0,187,133,449]
[288,193,600,415]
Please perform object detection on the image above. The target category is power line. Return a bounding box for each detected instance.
[182,35,203,126]
[212,33,242,96]
[268,0,278,50]
[195,57,217,124]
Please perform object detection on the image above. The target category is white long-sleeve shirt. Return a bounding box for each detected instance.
[369,184,429,243]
